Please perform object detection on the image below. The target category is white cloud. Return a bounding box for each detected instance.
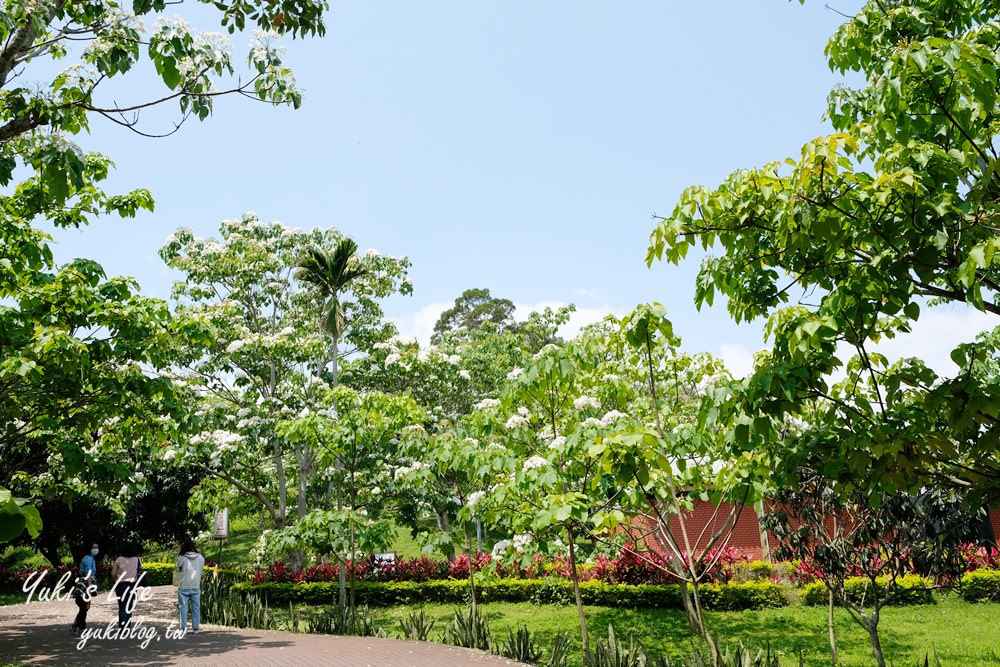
[513,300,621,340]
[393,302,450,346]
[714,307,997,382]
[870,307,995,375]
[718,343,756,379]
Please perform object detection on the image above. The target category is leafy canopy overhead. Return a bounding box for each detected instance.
[0,0,328,541]
[647,1,1000,496]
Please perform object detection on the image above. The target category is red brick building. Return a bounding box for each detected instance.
[632,500,1000,561]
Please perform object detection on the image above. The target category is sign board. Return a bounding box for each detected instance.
[213,508,229,540]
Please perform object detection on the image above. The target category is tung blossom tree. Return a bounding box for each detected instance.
[159,214,411,532]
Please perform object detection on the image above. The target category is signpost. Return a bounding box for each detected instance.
[213,508,229,568]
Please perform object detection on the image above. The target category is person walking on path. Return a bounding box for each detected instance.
[175,539,205,634]
[70,542,99,636]
[111,545,142,628]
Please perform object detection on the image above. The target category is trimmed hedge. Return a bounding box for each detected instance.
[231,578,788,611]
[960,569,1000,602]
[802,574,933,607]
[139,562,243,587]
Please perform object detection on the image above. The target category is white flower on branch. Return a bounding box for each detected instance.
[505,415,529,429]
[522,456,548,471]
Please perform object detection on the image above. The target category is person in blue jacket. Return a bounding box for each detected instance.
[71,543,99,636]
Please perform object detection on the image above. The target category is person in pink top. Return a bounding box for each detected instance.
[111,544,142,628]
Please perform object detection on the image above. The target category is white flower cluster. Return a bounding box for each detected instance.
[548,436,566,451]
[581,417,603,428]
[517,407,530,417]
[601,374,621,383]
[532,344,559,360]
[600,410,627,425]
[491,540,511,557]
[505,414,529,429]
[105,5,145,32]
[54,64,99,92]
[385,353,402,365]
[394,461,430,480]
[249,28,285,63]
[522,456,548,472]
[249,529,272,566]
[506,367,525,381]
[467,491,486,508]
[475,398,501,411]
[573,395,600,411]
[458,370,472,381]
[513,533,532,553]
[486,442,507,454]
[462,437,480,447]
[237,416,262,430]
[152,16,194,41]
[402,424,426,435]
[190,430,243,447]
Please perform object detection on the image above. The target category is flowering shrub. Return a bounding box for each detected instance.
[445,551,492,579]
[247,546,761,586]
[959,543,1000,572]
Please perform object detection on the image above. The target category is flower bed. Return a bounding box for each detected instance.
[249,546,754,586]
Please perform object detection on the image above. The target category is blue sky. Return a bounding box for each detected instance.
[47,0,991,375]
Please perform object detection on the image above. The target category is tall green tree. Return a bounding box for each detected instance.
[160,217,411,533]
[647,1,1000,498]
[0,0,325,540]
[432,288,517,344]
[295,239,369,390]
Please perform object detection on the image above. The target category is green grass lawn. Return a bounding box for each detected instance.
[342,596,1000,667]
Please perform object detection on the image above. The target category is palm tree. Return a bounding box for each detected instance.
[294,238,368,388]
[293,237,367,608]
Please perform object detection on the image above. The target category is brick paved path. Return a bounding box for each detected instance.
[0,585,527,666]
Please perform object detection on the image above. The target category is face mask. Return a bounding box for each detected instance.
[91,548,99,557]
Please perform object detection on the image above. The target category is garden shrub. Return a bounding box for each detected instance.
[232,578,788,610]
[140,562,243,587]
[960,569,1000,602]
[958,544,1000,572]
[802,574,933,606]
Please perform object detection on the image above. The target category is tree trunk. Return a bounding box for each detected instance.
[349,519,356,611]
[828,589,839,666]
[463,522,477,614]
[688,579,719,660]
[566,525,589,662]
[676,578,718,660]
[866,613,886,667]
[336,489,347,609]
[436,509,456,561]
[330,337,339,394]
[330,335,347,609]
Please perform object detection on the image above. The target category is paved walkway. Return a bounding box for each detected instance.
[0,585,527,666]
